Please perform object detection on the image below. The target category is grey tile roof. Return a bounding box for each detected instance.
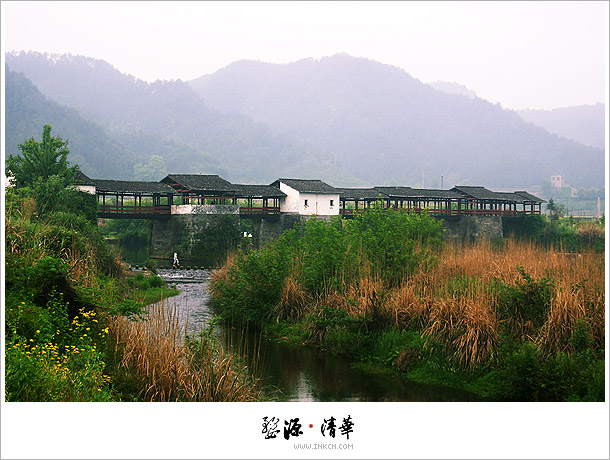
[335,188,385,200]
[452,185,513,201]
[494,191,526,202]
[272,178,338,194]
[514,191,546,203]
[372,187,464,200]
[397,188,465,200]
[162,174,235,192]
[74,171,95,186]
[92,179,176,194]
[372,186,413,198]
[233,184,286,198]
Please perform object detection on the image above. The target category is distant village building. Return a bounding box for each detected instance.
[550,175,564,188]
[4,175,15,188]
[271,179,340,216]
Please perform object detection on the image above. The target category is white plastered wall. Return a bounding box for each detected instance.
[278,182,339,216]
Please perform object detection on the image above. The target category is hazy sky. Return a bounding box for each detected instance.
[1,1,608,110]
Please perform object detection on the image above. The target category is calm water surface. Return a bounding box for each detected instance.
[157,268,480,402]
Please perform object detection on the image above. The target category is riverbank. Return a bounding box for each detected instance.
[209,211,605,401]
[4,187,258,401]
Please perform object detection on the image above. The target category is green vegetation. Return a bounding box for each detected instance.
[98,218,152,264]
[3,127,176,401]
[505,209,605,253]
[211,209,605,401]
[5,186,127,401]
[212,204,442,325]
[6,124,78,188]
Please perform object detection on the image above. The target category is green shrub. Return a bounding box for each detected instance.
[144,258,158,273]
[302,304,369,356]
[497,267,553,329]
[345,203,442,285]
[211,206,444,328]
[148,275,164,288]
[369,328,415,366]
[491,341,604,401]
[33,175,98,221]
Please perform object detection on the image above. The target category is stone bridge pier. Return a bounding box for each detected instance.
[438,215,504,243]
[149,204,240,268]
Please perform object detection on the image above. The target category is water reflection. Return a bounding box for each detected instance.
[157,268,480,402]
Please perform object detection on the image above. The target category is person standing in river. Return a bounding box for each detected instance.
[173,251,180,268]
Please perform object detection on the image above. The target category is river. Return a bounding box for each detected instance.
[156,268,480,402]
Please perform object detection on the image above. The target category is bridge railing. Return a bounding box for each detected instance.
[461,209,536,216]
[340,207,538,217]
[340,207,462,216]
[239,206,281,215]
[98,204,171,215]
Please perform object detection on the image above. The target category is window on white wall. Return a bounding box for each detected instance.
[304,199,309,207]
[330,199,334,207]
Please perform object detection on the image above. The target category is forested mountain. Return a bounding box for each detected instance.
[5,67,137,179]
[5,63,224,181]
[517,104,605,151]
[5,52,604,188]
[5,51,364,186]
[190,54,604,188]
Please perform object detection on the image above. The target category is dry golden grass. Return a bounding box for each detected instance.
[110,298,261,401]
[208,252,237,298]
[381,239,605,367]
[536,281,605,356]
[211,236,604,370]
[423,297,499,368]
[345,276,385,318]
[384,284,428,328]
[274,274,312,321]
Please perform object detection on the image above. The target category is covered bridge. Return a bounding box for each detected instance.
[94,179,176,218]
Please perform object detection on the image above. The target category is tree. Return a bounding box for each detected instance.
[133,155,167,181]
[6,124,79,188]
[546,198,566,222]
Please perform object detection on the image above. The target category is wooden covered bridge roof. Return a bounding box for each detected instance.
[91,179,176,194]
[80,172,545,214]
[373,186,464,200]
[452,186,546,203]
[334,188,384,201]
[234,184,286,198]
[161,174,235,193]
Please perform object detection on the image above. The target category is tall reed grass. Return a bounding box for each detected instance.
[380,239,605,368]
[265,238,604,369]
[110,297,261,401]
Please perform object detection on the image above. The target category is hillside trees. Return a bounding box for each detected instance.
[133,155,168,181]
[4,69,139,180]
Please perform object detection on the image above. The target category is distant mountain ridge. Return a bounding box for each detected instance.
[4,51,605,188]
[190,54,604,188]
[517,104,605,151]
[5,51,365,186]
[5,67,138,179]
[428,81,478,99]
